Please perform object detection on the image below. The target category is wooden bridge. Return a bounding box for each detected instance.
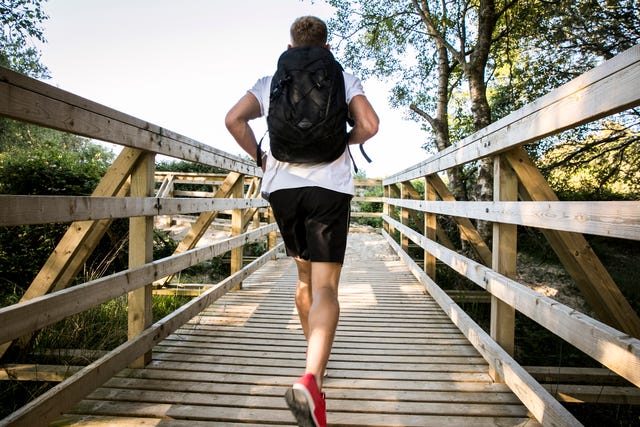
[1,44,640,426]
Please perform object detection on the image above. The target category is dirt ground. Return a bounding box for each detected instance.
[516,252,591,315]
[157,217,230,247]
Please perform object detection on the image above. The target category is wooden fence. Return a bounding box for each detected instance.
[381,44,640,425]
[0,65,279,426]
[153,172,382,228]
[1,42,640,426]
[0,62,385,425]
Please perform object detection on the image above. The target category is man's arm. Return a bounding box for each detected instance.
[225,92,263,162]
[347,94,379,145]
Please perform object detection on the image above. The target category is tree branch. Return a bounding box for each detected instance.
[409,103,436,128]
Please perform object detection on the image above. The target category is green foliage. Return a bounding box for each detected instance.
[0,142,111,195]
[153,228,179,260]
[0,224,67,296]
[152,294,192,321]
[156,159,226,175]
[540,0,640,61]
[35,296,129,351]
[0,129,116,301]
[31,293,192,353]
[352,182,383,228]
[176,257,229,284]
[327,0,640,206]
[0,0,49,77]
[539,121,640,200]
[0,124,114,194]
[244,241,266,257]
[486,1,640,205]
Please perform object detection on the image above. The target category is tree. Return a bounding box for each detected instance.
[1,0,50,153]
[327,1,464,197]
[0,134,115,298]
[540,0,640,61]
[326,0,640,217]
[326,0,529,242]
[514,0,640,198]
[0,0,49,77]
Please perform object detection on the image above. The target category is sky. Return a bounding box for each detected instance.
[36,0,429,178]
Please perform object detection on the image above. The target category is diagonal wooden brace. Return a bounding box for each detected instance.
[505,147,640,338]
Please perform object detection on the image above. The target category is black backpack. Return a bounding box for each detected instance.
[265,46,349,164]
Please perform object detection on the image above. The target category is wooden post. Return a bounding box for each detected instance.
[231,174,245,289]
[424,175,437,280]
[490,155,517,382]
[383,184,390,234]
[400,181,411,254]
[163,174,175,227]
[388,184,400,240]
[268,207,277,251]
[128,152,155,368]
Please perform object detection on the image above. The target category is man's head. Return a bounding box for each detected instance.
[289,16,328,48]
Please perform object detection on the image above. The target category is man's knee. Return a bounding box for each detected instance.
[295,257,312,281]
[310,262,342,290]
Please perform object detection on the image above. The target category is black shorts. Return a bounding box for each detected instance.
[268,187,352,263]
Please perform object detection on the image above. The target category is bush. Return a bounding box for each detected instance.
[0,129,113,196]
[352,183,383,228]
[0,130,114,302]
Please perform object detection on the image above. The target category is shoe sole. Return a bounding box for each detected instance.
[284,387,317,427]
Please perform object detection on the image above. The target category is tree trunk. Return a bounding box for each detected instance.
[467,0,498,241]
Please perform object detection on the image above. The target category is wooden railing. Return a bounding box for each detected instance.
[0,63,386,425]
[0,65,278,426]
[153,172,383,227]
[381,45,640,426]
[2,42,640,426]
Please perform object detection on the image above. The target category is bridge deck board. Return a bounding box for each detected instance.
[54,233,538,426]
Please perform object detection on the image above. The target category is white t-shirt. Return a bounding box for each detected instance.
[248,72,365,197]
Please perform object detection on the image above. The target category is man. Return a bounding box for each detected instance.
[225,16,379,427]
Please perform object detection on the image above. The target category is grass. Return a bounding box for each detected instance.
[0,292,192,419]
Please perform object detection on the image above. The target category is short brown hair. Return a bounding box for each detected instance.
[290,16,327,47]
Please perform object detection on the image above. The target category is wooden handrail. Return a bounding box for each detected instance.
[2,37,639,427]
[384,44,640,185]
[380,44,640,426]
[0,224,277,345]
[0,196,269,226]
[0,243,284,427]
[0,66,261,176]
[384,198,640,241]
[0,63,278,423]
[382,231,581,426]
[385,215,640,388]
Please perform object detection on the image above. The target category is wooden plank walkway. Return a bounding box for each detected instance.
[53,233,539,426]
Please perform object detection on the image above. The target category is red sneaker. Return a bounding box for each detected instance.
[284,373,326,427]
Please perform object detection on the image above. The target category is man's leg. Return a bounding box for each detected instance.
[305,261,342,389]
[294,257,312,340]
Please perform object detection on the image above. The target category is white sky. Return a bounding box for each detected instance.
[36,0,430,178]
